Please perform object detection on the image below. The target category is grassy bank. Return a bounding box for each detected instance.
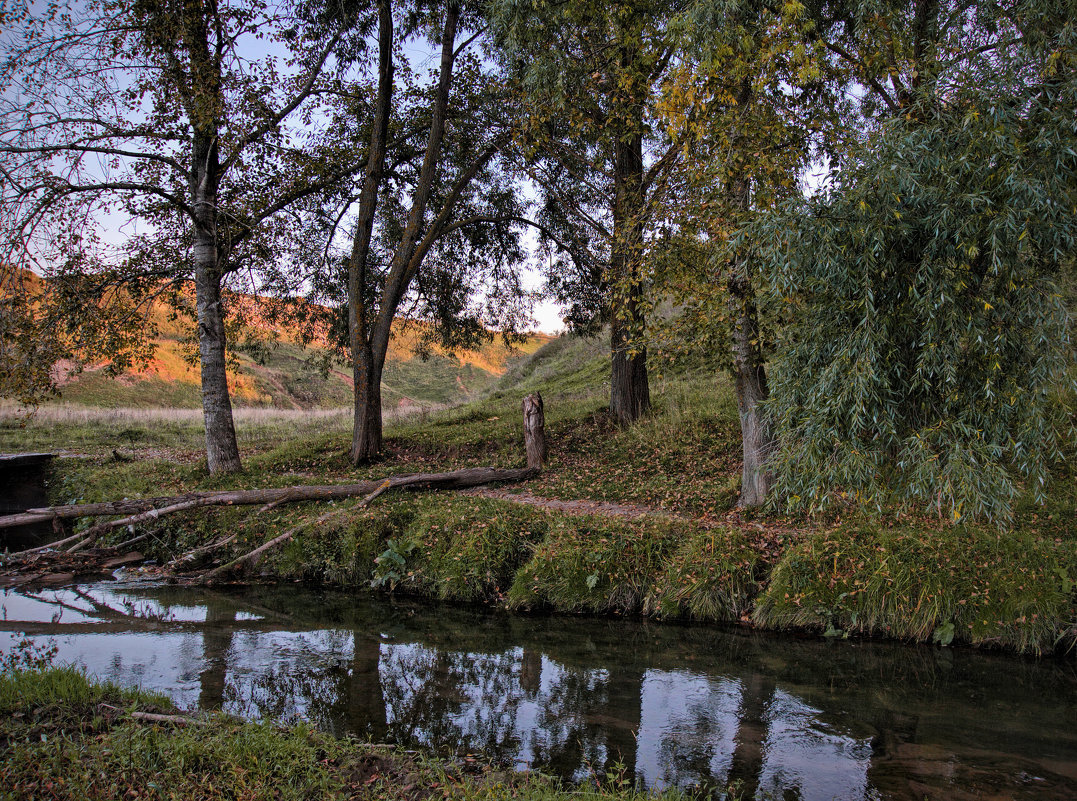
[5,334,1076,655]
[0,661,705,801]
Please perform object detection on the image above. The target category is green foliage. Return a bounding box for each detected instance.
[507,515,683,613]
[755,53,1077,522]
[645,526,759,621]
[277,506,404,586]
[755,525,1077,654]
[375,497,551,602]
[12,334,1077,653]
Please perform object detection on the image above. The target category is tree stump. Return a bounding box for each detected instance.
[522,392,547,470]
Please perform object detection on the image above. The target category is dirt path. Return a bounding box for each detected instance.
[462,487,811,559]
[462,487,705,526]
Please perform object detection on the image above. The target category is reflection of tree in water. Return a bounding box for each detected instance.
[643,672,740,789]
[199,598,236,709]
[377,642,644,782]
[217,630,352,725]
[381,643,523,749]
[726,672,776,799]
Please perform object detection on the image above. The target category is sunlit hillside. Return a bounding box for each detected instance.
[6,274,553,410]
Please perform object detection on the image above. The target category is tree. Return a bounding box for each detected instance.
[751,0,1077,522]
[304,0,532,463]
[0,0,347,472]
[643,0,846,507]
[492,0,686,426]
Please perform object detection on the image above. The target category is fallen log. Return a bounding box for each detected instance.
[166,533,238,570]
[195,479,426,583]
[67,497,211,553]
[0,466,538,534]
[98,703,208,727]
[197,509,339,584]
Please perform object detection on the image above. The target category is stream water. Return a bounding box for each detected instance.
[2,581,1075,800]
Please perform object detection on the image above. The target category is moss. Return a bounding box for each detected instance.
[755,525,1077,654]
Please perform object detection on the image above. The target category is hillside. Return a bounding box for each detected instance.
[46,290,553,410]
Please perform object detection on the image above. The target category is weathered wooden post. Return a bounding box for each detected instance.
[522,392,546,471]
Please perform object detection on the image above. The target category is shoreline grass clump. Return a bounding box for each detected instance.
[507,515,684,614]
[367,496,551,602]
[754,525,1077,654]
[645,526,760,622]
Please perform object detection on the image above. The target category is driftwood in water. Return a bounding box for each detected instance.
[522,392,547,470]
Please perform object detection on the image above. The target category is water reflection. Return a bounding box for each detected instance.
[2,582,1076,800]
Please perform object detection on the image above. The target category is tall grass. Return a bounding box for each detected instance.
[755,524,1077,654]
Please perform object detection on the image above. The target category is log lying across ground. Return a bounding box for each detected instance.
[0,466,538,536]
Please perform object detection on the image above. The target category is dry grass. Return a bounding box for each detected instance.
[0,402,442,458]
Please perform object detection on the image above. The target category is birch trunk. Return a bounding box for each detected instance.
[191,130,241,474]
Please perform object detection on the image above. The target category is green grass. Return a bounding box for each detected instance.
[755,524,1077,654]
[5,330,1076,655]
[369,496,551,602]
[507,514,684,614]
[1,666,713,801]
[645,526,761,622]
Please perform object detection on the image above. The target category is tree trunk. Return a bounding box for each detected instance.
[352,340,386,463]
[728,250,773,509]
[192,130,242,475]
[523,392,547,469]
[350,2,459,463]
[727,78,773,509]
[349,0,394,465]
[609,115,649,426]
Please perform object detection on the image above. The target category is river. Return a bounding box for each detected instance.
[2,581,1075,800]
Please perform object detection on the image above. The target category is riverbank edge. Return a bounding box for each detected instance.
[0,662,707,801]
[71,490,1076,658]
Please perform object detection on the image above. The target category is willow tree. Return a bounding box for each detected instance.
[752,0,1077,522]
[492,0,687,426]
[0,0,346,472]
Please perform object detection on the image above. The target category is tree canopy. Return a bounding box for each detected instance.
[752,0,1077,522]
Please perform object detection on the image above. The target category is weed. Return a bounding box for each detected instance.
[645,527,759,622]
[507,515,683,614]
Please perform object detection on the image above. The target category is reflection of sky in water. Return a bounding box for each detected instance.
[637,670,739,788]
[758,689,872,801]
[2,589,99,623]
[0,630,205,709]
[2,583,1076,800]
